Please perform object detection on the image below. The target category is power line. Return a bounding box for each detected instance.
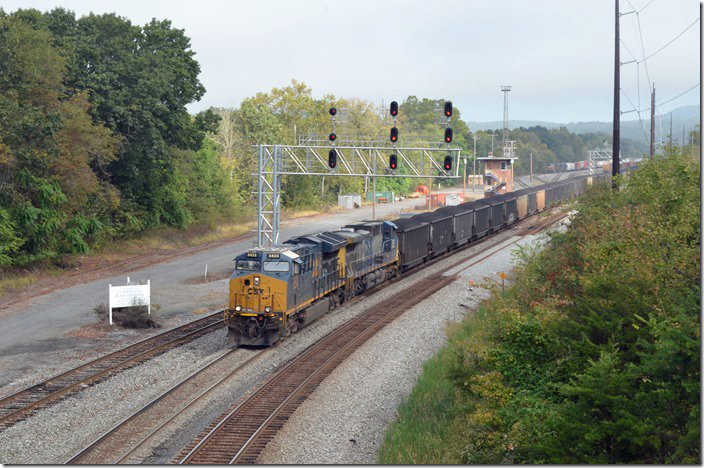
[637,0,656,13]
[626,0,653,93]
[643,17,700,62]
[618,83,700,115]
[656,83,700,109]
[620,39,639,63]
[620,88,651,145]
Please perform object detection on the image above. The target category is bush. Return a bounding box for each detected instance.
[93,302,161,329]
[379,150,700,464]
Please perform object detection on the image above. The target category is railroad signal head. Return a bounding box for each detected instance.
[390,127,398,143]
[329,132,337,142]
[444,127,453,143]
[444,155,452,171]
[328,149,337,169]
[329,107,337,116]
[390,101,398,117]
[389,154,398,170]
[444,101,453,117]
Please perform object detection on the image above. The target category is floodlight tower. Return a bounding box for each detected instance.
[501,85,511,148]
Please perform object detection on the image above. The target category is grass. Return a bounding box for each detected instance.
[0,274,37,298]
[377,323,470,464]
[0,204,338,299]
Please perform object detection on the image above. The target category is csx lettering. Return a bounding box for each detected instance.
[247,288,265,295]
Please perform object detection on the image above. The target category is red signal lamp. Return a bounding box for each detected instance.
[390,127,398,143]
[444,155,452,171]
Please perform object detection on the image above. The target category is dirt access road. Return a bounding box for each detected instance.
[0,194,452,390]
[0,171,574,391]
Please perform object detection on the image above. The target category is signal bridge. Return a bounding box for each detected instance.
[588,148,615,174]
[254,143,462,247]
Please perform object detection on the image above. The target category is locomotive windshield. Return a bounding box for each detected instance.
[236,260,260,271]
[263,260,290,272]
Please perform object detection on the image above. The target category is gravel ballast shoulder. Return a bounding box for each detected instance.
[0,214,570,464]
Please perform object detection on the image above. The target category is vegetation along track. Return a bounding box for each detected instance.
[65,347,264,464]
[173,206,571,464]
[64,210,561,463]
[175,273,457,464]
[0,311,224,431]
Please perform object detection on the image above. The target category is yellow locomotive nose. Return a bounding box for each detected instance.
[228,274,287,315]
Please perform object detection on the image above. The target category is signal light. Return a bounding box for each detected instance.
[390,101,398,117]
[389,154,398,170]
[329,132,337,142]
[328,149,337,169]
[444,128,453,143]
[390,127,398,143]
[444,155,452,171]
[329,107,337,116]
[444,101,452,117]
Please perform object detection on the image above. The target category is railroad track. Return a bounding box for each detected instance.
[173,207,572,465]
[0,311,225,431]
[65,347,263,464]
[174,273,456,464]
[62,205,570,464]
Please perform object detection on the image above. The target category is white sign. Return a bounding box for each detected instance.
[108,279,150,325]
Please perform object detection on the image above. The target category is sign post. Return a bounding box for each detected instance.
[108,279,151,325]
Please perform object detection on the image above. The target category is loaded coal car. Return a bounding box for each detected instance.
[461,200,491,239]
[411,210,454,258]
[543,181,561,207]
[391,217,430,272]
[225,220,398,346]
[473,197,506,232]
[436,203,474,248]
[492,192,519,225]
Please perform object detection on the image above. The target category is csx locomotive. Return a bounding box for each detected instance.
[225,172,625,346]
[226,221,399,345]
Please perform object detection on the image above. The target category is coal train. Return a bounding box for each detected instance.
[548,159,641,173]
[225,172,615,346]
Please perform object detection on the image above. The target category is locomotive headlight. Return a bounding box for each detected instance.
[235,306,241,312]
[254,276,260,286]
[265,306,272,313]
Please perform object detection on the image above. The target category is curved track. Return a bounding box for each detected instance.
[174,206,571,464]
[65,347,264,464]
[175,273,456,464]
[0,311,224,431]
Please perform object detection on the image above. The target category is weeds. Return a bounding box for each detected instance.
[93,301,161,329]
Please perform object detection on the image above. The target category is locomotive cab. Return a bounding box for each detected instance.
[226,248,299,346]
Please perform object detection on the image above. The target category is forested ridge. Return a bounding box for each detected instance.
[0,7,661,269]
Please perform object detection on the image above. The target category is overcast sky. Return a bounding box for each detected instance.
[3,0,701,123]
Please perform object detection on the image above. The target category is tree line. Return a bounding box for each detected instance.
[0,7,654,268]
[0,8,220,266]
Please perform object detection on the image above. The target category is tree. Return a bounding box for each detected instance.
[38,11,214,228]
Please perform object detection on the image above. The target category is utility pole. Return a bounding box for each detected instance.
[530,153,533,182]
[372,149,376,220]
[650,84,655,159]
[463,157,466,198]
[612,0,621,186]
[669,112,673,147]
[472,133,477,192]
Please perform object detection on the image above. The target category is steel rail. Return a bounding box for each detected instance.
[0,312,224,430]
[177,274,455,464]
[65,348,265,464]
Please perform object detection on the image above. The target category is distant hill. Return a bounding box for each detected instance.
[467,104,700,144]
